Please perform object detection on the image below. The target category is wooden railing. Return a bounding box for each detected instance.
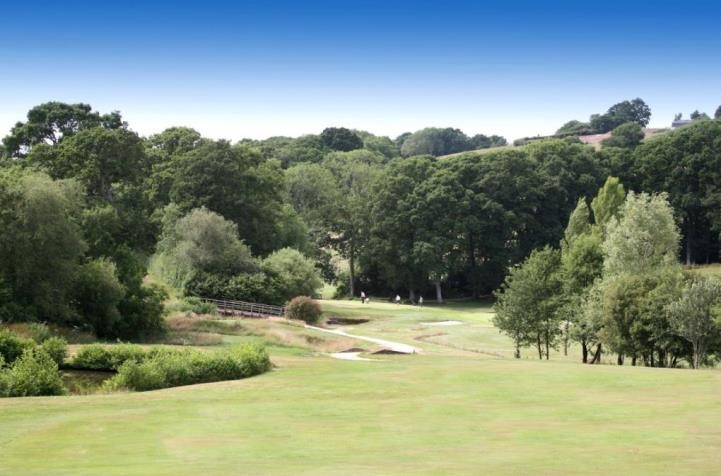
[200,298,286,318]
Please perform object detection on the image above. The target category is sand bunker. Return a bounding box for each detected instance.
[420,320,463,326]
[328,352,376,361]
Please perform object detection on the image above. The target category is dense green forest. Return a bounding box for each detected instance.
[1,99,720,348]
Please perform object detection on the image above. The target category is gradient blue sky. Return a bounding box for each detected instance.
[1,0,720,141]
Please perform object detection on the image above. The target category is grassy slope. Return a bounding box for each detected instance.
[2,300,721,475]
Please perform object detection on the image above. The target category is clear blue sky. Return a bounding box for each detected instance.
[1,0,720,141]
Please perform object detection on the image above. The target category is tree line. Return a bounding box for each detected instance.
[1,99,721,342]
[495,178,721,369]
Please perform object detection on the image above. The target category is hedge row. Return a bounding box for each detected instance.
[104,344,272,391]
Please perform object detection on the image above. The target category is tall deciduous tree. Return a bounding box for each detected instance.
[0,169,86,321]
[590,176,626,228]
[633,119,721,264]
[590,98,651,133]
[603,192,679,277]
[598,192,685,366]
[320,127,363,152]
[323,150,383,297]
[494,247,563,359]
[152,206,257,288]
[400,127,470,157]
[666,277,721,369]
[369,156,436,300]
[29,128,147,203]
[169,141,289,255]
[2,102,124,158]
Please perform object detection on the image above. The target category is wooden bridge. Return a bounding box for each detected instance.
[200,298,286,318]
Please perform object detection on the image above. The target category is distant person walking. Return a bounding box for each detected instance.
[395,294,401,305]
[360,291,366,303]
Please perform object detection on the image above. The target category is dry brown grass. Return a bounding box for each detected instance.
[166,312,366,352]
[161,332,224,346]
[239,319,362,352]
[165,312,209,331]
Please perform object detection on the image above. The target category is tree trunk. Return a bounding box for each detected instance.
[563,322,569,356]
[545,329,550,360]
[468,232,479,298]
[685,217,694,265]
[617,353,624,366]
[434,280,443,303]
[409,288,416,303]
[632,355,637,366]
[590,343,602,364]
[536,334,543,360]
[349,239,356,298]
[514,339,521,359]
[581,341,588,363]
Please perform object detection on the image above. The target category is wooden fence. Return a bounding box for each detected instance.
[200,298,286,318]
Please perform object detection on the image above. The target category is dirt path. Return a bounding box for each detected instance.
[305,325,420,354]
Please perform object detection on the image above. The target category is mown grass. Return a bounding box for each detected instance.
[320,299,587,360]
[2,354,720,475]
[1,299,720,474]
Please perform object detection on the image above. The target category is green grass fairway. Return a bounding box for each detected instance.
[2,300,721,475]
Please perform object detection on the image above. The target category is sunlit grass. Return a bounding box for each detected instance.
[2,299,720,474]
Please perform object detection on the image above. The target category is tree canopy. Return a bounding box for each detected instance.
[3,102,125,157]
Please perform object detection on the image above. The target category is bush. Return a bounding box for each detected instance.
[106,344,271,392]
[165,296,217,315]
[28,323,52,343]
[285,296,322,324]
[0,329,34,365]
[184,271,277,304]
[112,284,168,341]
[40,337,67,367]
[72,344,148,370]
[1,347,66,397]
[262,249,323,302]
[73,258,125,338]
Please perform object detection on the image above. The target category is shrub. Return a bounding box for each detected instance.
[73,258,125,338]
[28,323,52,343]
[1,347,66,397]
[183,271,277,304]
[40,337,67,367]
[165,296,217,315]
[71,345,113,370]
[112,284,168,341]
[262,248,322,302]
[285,296,322,324]
[0,329,34,365]
[106,344,271,392]
[72,344,148,370]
